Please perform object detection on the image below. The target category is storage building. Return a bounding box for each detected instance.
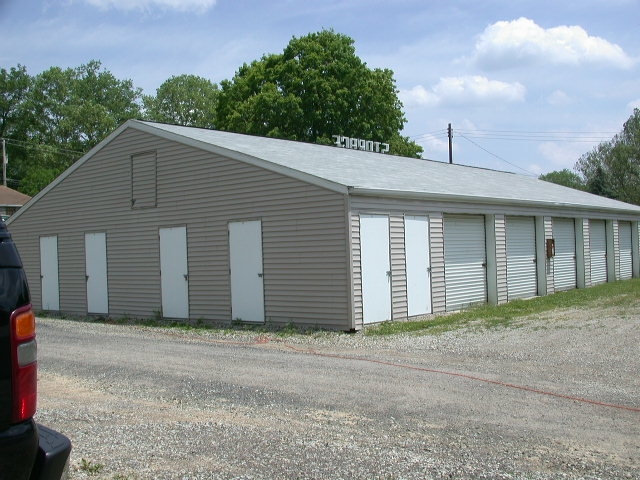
[7,120,640,330]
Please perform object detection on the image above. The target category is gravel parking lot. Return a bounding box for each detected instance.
[35,302,639,480]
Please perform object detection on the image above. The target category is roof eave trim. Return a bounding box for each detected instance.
[348,187,640,216]
[130,121,349,195]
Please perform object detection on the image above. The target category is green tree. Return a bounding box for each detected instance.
[576,108,640,205]
[539,169,586,191]
[0,65,33,188]
[18,165,58,197]
[3,61,142,195]
[0,65,31,139]
[143,74,218,128]
[584,164,615,199]
[216,30,422,158]
[26,60,141,151]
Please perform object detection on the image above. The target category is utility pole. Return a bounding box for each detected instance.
[447,123,453,164]
[2,138,6,186]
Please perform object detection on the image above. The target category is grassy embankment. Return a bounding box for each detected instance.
[364,278,640,336]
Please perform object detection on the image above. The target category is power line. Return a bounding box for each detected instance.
[411,128,616,143]
[453,129,615,143]
[409,129,448,141]
[457,132,613,143]
[1,137,85,157]
[457,133,538,177]
[458,128,617,134]
[409,125,617,175]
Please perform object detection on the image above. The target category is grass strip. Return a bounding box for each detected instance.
[364,278,640,336]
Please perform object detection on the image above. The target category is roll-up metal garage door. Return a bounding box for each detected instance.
[444,215,486,311]
[553,218,577,291]
[506,216,537,300]
[589,220,607,285]
[619,221,633,280]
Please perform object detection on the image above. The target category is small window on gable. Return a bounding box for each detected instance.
[131,151,157,209]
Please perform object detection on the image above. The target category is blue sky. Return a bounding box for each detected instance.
[1,0,639,176]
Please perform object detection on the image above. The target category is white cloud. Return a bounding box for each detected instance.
[80,0,217,12]
[538,141,590,170]
[400,85,439,107]
[400,76,525,108]
[547,90,573,107]
[474,17,636,70]
[528,163,544,176]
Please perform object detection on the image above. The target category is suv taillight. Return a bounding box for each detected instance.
[10,304,37,423]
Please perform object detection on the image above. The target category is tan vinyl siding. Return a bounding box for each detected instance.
[544,216,554,294]
[10,128,351,329]
[350,213,363,329]
[344,198,356,330]
[583,219,592,286]
[390,214,407,320]
[131,151,157,209]
[618,221,633,280]
[58,233,86,314]
[575,218,586,289]
[262,213,349,326]
[605,220,617,282]
[613,220,620,280]
[108,228,162,316]
[635,222,640,278]
[14,235,40,310]
[494,214,508,304]
[429,213,446,313]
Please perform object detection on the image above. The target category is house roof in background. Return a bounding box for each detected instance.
[0,185,31,206]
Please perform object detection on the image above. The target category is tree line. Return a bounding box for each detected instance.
[0,30,422,196]
[539,108,640,206]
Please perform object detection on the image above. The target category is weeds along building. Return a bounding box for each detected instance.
[7,120,640,330]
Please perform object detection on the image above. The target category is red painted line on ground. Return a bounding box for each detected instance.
[165,331,640,413]
[278,341,640,414]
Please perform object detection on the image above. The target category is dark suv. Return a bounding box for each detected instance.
[0,220,71,479]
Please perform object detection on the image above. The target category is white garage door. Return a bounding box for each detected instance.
[506,216,537,300]
[229,220,265,323]
[85,232,109,314]
[360,214,392,324]
[553,218,577,291]
[444,215,486,311]
[405,215,432,316]
[619,221,633,280]
[40,235,60,311]
[589,220,607,285]
[159,226,189,319]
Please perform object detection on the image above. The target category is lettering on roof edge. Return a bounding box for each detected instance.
[332,135,389,154]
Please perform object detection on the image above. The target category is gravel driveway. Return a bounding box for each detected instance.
[35,302,639,480]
